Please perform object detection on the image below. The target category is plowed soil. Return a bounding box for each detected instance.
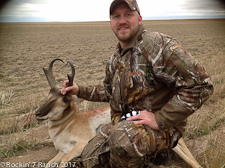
[0,19,225,168]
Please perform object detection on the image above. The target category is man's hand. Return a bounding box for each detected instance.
[61,80,79,95]
[127,110,160,130]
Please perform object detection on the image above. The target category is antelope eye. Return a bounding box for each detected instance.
[63,97,69,103]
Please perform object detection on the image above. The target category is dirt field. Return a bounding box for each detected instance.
[0,19,225,167]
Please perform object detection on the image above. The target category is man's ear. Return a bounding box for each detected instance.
[138,15,142,26]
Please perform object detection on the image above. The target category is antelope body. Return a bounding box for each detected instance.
[48,107,110,155]
[36,59,202,168]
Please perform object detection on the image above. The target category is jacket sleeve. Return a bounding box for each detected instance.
[154,41,214,130]
[77,62,111,102]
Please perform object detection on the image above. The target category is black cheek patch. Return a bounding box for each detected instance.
[36,98,57,117]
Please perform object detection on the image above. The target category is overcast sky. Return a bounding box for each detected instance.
[0,0,225,22]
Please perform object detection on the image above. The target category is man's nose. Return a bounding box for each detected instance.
[119,15,127,24]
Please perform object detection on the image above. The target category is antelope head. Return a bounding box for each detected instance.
[35,58,75,122]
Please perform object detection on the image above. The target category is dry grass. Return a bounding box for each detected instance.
[204,133,225,168]
[1,132,33,158]
[0,19,225,167]
[0,90,14,106]
[183,30,225,168]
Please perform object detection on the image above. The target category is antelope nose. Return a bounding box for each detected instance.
[35,111,41,116]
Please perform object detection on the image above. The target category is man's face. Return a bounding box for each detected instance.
[110,2,142,48]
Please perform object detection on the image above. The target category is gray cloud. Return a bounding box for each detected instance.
[177,0,225,19]
[179,0,225,11]
[0,0,48,22]
[0,0,48,14]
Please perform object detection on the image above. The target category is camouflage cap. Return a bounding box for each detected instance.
[110,0,140,15]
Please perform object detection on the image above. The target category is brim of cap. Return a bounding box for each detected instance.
[110,0,132,15]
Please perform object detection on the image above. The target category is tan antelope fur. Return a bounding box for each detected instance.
[36,59,202,168]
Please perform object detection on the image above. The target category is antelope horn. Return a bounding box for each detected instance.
[43,58,64,89]
[67,61,75,87]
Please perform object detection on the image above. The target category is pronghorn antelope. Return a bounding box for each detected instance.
[35,59,111,168]
[35,58,202,168]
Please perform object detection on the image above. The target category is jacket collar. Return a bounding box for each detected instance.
[117,23,144,56]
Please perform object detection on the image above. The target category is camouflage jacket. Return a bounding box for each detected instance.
[78,24,214,135]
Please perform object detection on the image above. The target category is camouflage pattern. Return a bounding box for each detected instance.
[110,0,140,15]
[81,121,180,168]
[79,23,213,133]
[78,23,214,167]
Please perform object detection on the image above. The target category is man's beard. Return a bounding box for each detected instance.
[114,23,139,45]
[116,33,132,43]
